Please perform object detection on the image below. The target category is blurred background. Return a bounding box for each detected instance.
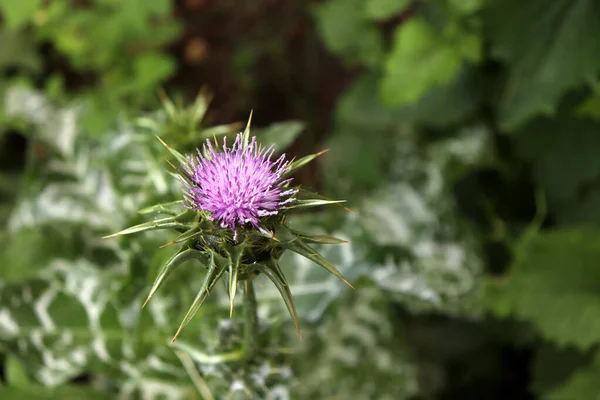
[1,0,599,399]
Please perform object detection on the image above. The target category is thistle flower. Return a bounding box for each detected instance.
[183,134,297,238]
[106,114,350,342]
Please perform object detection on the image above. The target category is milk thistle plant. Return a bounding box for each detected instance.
[106,115,351,361]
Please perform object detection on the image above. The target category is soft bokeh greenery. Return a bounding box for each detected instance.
[2,0,600,398]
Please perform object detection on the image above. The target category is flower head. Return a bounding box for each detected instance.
[183,133,297,235]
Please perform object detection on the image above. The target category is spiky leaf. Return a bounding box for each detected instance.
[226,245,244,317]
[143,248,206,308]
[171,252,225,342]
[241,110,253,148]
[103,216,190,238]
[290,229,348,245]
[284,150,329,177]
[284,237,353,288]
[138,200,185,217]
[259,259,301,336]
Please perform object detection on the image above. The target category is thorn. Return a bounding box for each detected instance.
[270,234,280,243]
[156,135,170,149]
[340,204,355,213]
[160,240,176,248]
[171,327,184,344]
[296,328,303,340]
[102,232,120,239]
[213,133,218,148]
[341,277,355,289]
[165,158,178,170]
[315,148,330,157]
[142,295,152,309]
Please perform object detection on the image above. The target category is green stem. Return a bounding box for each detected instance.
[243,279,259,363]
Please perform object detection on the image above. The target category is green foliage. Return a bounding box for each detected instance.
[364,0,411,21]
[0,0,42,31]
[291,287,419,399]
[485,0,600,129]
[3,0,600,397]
[516,109,600,225]
[0,0,180,133]
[313,0,384,67]
[381,17,480,107]
[0,87,369,398]
[542,350,600,399]
[486,228,600,350]
[311,0,600,397]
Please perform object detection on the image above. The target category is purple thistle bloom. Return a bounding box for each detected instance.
[182,133,297,237]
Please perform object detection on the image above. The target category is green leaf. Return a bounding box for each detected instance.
[0,30,41,72]
[381,18,478,107]
[393,67,483,127]
[4,86,78,157]
[575,92,600,120]
[284,237,353,288]
[448,0,483,15]
[294,188,350,211]
[283,198,347,210]
[284,149,329,178]
[0,260,177,387]
[133,52,176,89]
[0,0,41,30]
[158,88,178,120]
[515,111,600,225]
[241,110,253,148]
[164,227,204,247]
[364,0,410,21]
[5,355,31,389]
[290,229,348,244]
[485,0,600,129]
[259,260,301,337]
[256,216,364,322]
[313,0,384,66]
[292,287,418,399]
[227,245,243,317]
[486,228,600,350]
[532,344,592,397]
[543,351,600,400]
[171,252,224,342]
[254,121,304,152]
[156,135,190,169]
[143,248,206,308]
[322,124,486,313]
[334,73,403,130]
[340,71,482,130]
[0,227,73,282]
[103,216,190,238]
[358,182,484,314]
[137,200,185,216]
[0,385,110,400]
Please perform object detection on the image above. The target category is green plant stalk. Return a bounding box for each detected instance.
[243,279,259,363]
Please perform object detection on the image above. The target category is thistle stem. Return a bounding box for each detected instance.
[243,279,259,363]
